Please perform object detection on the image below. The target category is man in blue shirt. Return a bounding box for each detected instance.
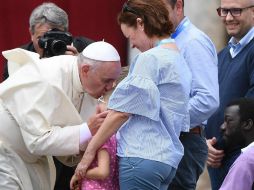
[163,0,219,189]
[206,0,254,189]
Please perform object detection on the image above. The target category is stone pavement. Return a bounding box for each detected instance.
[196,166,212,190]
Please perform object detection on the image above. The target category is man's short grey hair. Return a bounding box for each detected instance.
[77,53,102,70]
[29,2,69,34]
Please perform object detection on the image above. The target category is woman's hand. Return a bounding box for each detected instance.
[76,110,128,178]
[75,148,97,179]
[70,174,80,190]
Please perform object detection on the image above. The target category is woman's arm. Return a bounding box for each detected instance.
[75,110,129,178]
[85,148,110,180]
[70,148,110,189]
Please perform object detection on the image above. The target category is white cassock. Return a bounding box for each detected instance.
[0,48,97,190]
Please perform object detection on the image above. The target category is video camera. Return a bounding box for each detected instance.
[38,28,73,57]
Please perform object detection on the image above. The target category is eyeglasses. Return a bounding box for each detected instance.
[217,5,254,17]
[122,2,139,15]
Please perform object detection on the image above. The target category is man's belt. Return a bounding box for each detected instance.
[189,126,202,135]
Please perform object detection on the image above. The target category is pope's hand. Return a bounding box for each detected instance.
[87,109,109,136]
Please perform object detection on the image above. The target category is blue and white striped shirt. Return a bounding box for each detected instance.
[108,45,191,168]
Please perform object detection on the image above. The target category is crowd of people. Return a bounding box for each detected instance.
[0,0,253,190]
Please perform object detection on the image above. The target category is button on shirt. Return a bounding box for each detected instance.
[108,46,191,168]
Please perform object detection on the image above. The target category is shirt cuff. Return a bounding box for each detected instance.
[79,122,92,145]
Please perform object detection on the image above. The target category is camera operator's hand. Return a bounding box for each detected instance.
[65,45,79,56]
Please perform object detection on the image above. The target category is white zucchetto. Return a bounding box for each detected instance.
[82,41,120,61]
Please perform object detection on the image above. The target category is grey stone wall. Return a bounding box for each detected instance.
[185,0,226,52]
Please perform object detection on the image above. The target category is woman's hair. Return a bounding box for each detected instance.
[118,0,173,38]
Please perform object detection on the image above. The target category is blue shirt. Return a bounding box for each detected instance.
[108,45,191,168]
[173,17,219,128]
[229,27,254,58]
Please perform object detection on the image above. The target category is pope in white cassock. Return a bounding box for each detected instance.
[0,41,122,190]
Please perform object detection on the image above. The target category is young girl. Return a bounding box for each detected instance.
[70,98,119,190]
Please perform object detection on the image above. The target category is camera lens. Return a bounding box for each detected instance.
[51,40,67,55]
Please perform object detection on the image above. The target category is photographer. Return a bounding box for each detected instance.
[3,2,93,80]
[2,3,93,190]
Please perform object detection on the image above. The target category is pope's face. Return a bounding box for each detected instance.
[81,61,121,99]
